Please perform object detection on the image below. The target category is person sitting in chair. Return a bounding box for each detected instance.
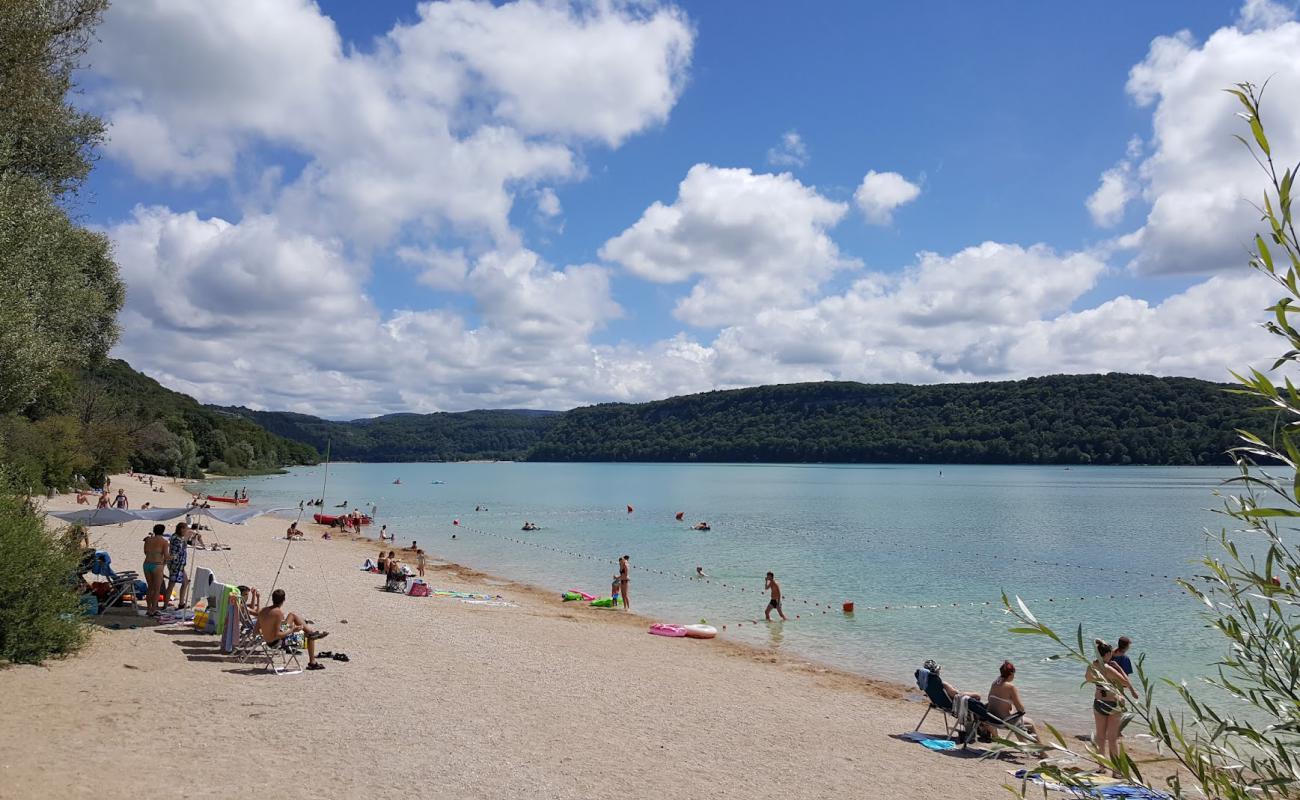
[984,660,1037,739]
[238,585,262,614]
[256,589,328,670]
[920,659,980,703]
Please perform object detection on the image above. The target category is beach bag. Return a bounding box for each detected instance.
[408,580,430,597]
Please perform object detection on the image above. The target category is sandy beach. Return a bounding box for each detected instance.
[1,475,1044,800]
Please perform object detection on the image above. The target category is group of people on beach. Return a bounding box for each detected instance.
[921,634,1138,761]
[140,521,206,617]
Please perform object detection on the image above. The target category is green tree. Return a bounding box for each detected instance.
[1004,83,1300,800]
[0,470,88,664]
[0,0,121,414]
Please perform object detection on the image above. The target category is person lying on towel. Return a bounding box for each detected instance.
[257,589,329,671]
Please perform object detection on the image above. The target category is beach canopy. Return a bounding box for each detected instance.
[49,506,296,527]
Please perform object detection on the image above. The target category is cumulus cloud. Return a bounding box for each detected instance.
[1237,0,1296,31]
[766,131,809,168]
[87,1,1291,416]
[854,171,922,225]
[600,164,853,326]
[1100,11,1300,273]
[91,0,693,243]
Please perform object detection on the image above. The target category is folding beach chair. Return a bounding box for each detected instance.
[233,603,302,674]
[94,570,142,615]
[914,667,955,737]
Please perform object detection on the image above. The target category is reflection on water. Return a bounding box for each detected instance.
[208,462,1262,726]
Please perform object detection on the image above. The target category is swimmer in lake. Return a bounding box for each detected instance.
[696,566,708,578]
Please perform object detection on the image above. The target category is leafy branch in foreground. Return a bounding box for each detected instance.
[1003,83,1300,799]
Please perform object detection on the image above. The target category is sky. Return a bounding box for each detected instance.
[77,0,1300,418]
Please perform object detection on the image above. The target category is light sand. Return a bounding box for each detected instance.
[0,475,1044,799]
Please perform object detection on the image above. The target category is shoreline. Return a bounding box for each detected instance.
[0,474,1080,799]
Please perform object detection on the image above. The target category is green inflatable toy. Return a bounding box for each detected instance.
[589,597,615,608]
[562,592,582,602]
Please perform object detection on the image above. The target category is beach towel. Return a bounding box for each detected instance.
[919,738,958,751]
[1011,770,1170,799]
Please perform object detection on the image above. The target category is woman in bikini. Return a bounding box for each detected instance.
[1087,639,1138,770]
[142,524,170,617]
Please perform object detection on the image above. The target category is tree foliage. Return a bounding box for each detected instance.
[0,470,87,664]
[0,0,121,414]
[1004,84,1299,800]
[526,374,1268,465]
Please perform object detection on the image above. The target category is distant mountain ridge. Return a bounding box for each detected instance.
[213,373,1268,466]
[211,406,560,462]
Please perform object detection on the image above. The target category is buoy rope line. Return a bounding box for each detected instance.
[447,519,1192,626]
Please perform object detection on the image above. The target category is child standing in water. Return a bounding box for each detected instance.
[610,574,620,605]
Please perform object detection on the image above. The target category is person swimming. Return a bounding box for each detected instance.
[696,566,708,578]
[693,521,711,531]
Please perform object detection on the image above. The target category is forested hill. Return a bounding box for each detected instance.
[525,374,1269,465]
[212,407,560,462]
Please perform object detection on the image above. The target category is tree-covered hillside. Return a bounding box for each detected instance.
[526,374,1269,465]
[214,407,559,462]
[0,359,319,489]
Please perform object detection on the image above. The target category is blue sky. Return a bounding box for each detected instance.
[81,0,1300,417]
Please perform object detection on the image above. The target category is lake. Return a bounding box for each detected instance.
[204,462,1253,726]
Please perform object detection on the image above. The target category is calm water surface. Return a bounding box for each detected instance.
[206,463,1261,726]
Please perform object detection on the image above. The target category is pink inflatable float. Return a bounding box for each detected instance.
[648,623,687,637]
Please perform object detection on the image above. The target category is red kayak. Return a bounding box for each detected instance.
[313,513,373,526]
[207,495,249,504]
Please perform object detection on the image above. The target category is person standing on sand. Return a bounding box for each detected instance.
[142,524,169,617]
[416,549,427,577]
[764,572,787,621]
[618,555,630,610]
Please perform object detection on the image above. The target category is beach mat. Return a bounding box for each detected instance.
[1010,770,1170,799]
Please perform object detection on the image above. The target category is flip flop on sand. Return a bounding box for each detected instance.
[307,662,325,671]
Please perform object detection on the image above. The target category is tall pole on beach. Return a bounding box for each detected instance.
[318,437,332,512]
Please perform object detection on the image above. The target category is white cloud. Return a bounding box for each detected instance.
[91,0,693,243]
[854,170,922,225]
[1101,15,1300,273]
[600,164,853,326]
[88,2,1293,417]
[766,131,809,168]
[536,188,562,218]
[1237,0,1296,32]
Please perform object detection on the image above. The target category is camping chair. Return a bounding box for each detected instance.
[231,603,302,674]
[93,570,142,615]
[914,668,956,737]
[384,568,407,593]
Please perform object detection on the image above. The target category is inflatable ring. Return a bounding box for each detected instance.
[682,624,717,639]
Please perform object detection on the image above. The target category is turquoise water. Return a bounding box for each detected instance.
[206,462,1257,726]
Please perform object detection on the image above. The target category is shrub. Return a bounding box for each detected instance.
[0,474,88,664]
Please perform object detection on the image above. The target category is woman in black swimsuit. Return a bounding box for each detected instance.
[1086,639,1138,771]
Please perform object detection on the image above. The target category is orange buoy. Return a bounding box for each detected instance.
[627,505,634,513]
[842,601,855,613]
